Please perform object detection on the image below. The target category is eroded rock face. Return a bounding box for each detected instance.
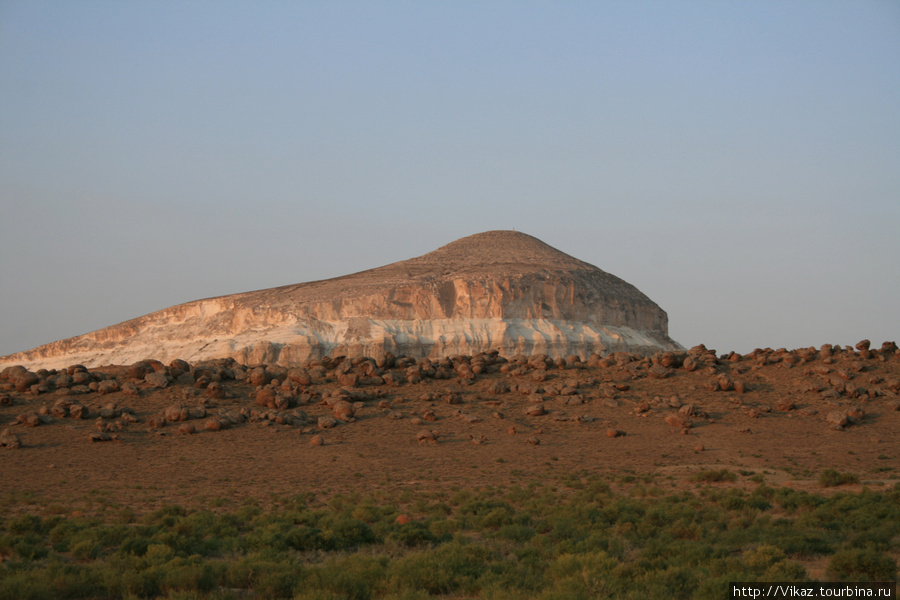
[0,231,681,369]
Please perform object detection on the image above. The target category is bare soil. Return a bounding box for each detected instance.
[2,345,898,513]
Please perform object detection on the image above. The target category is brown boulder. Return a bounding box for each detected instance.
[144,371,170,389]
[524,404,546,417]
[204,418,225,432]
[649,365,673,379]
[256,388,277,408]
[97,380,120,395]
[287,368,312,386]
[13,370,39,393]
[164,406,189,422]
[416,430,438,444]
[825,411,850,428]
[317,417,338,429]
[0,428,21,449]
[248,367,270,387]
[338,373,359,387]
[332,400,356,422]
[665,413,692,429]
[775,399,795,411]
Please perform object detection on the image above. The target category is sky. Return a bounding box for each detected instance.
[1,0,898,357]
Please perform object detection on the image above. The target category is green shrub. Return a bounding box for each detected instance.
[7,514,43,535]
[742,544,786,570]
[299,555,387,600]
[495,523,536,544]
[691,469,738,483]
[819,469,859,487]
[388,521,439,547]
[763,559,808,581]
[388,540,494,594]
[826,547,898,582]
[0,570,55,600]
[322,516,375,550]
[285,525,325,551]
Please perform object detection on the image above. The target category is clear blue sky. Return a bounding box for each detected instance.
[1,0,898,356]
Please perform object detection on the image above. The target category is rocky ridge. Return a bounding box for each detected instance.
[0,231,681,370]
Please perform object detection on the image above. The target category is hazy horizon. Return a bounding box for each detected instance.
[2,1,898,358]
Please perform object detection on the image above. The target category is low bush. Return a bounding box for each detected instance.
[0,477,896,599]
[819,468,860,487]
[691,469,739,483]
[826,546,898,582]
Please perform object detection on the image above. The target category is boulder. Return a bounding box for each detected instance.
[144,371,170,389]
[775,399,795,411]
[416,430,438,443]
[317,417,338,429]
[248,367,270,387]
[664,413,692,429]
[332,400,356,422]
[164,406,189,422]
[524,404,546,417]
[256,388,277,408]
[0,428,21,449]
[97,380,120,395]
[825,411,850,428]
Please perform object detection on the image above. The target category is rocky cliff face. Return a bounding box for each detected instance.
[0,231,681,369]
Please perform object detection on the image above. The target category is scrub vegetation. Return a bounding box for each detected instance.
[1,475,897,600]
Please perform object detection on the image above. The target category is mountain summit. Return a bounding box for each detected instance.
[1,231,681,369]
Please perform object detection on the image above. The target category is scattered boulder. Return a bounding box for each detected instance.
[332,400,356,422]
[318,417,338,430]
[775,399,795,412]
[606,428,625,438]
[825,411,850,429]
[716,374,734,392]
[17,413,42,427]
[256,388,277,408]
[97,380,120,395]
[524,404,546,417]
[204,418,225,432]
[0,428,21,449]
[649,365,672,379]
[665,413,692,429]
[488,380,510,395]
[248,367,270,387]
[164,406,190,422]
[178,423,197,435]
[287,368,312,386]
[13,370,39,393]
[337,373,359,387]
[206,381,226,399]
[416,430,438,444]
[144,371,170,389]
[309,434,325,446]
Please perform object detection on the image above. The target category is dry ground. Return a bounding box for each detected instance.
[2,344,898,514]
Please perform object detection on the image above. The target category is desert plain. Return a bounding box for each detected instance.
[1,341,898,598]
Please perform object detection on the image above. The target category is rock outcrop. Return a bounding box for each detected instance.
[0,231,681,369]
